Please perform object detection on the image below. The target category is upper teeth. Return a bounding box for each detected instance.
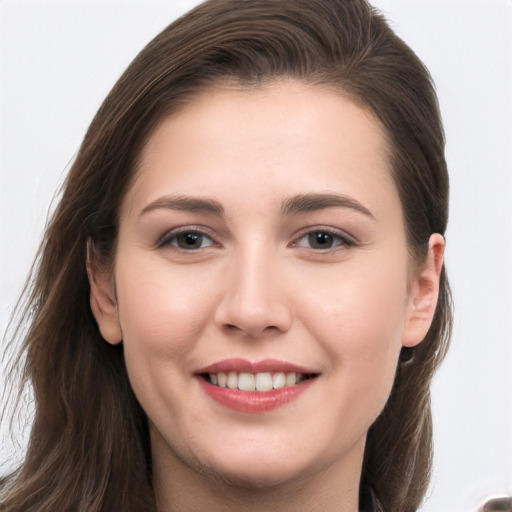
[208,372,304,392]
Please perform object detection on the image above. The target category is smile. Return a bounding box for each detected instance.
[196,359,319,412]
[201,371,315,392]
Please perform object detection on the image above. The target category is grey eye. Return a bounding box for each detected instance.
[296,230,353,250]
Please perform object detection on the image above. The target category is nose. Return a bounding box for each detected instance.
[214,248,293,338]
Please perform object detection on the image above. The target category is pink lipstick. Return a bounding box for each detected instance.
[196,358,318,413]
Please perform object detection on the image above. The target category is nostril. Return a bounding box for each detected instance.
[222,322,280,337]
[214,290,293,336]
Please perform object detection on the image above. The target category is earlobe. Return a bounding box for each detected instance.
[402,234,445,348]
[87,240,123,345]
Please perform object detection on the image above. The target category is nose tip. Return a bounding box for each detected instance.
[221,302,291,338]
[214,266,292,338]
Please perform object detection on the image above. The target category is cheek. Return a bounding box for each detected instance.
[116,258,211,339]
[113,257,219,390]
[295,255,409,393]
[112,257,223,439]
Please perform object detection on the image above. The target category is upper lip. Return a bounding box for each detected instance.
[196,358,318,375]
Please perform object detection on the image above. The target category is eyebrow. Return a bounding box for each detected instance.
[280,193,375,219]
[139,195,225,217]
[139,192,374,220]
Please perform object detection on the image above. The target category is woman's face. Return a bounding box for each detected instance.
[91,81,435,490]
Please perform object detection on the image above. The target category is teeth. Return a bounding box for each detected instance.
[285,372,297,387]
[227,372,238,389]
[238,373,255,391]
[272,372,286,389]
[217,372,227,388]
[207,371,308,391]
[255,372,273,391]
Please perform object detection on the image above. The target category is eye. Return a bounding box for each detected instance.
[158,229,215,250]
[294,229,356,250]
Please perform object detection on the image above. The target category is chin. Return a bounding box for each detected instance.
[194,445,323,491]
[205,461,308,490]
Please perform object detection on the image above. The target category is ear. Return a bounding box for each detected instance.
[402,233,445,348]
[86,240,123,345]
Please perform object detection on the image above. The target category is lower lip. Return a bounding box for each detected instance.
[197,377,315,413]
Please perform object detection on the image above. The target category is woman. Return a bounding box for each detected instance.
[0,0,452,511]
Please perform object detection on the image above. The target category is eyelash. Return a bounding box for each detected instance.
[156,226,357,252]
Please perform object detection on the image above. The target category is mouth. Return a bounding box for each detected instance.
[199,371,317,392]
[195,359,319,412]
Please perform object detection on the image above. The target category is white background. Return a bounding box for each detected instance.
[1,1,511,511]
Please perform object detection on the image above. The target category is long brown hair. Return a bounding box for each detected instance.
[1,1,451,511]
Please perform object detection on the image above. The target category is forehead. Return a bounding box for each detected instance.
[123,80,399,221]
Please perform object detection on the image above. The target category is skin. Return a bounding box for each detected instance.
[89,81,444,512]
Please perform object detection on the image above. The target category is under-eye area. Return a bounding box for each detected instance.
[200,372,319,392]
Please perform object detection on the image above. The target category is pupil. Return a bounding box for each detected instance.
[179,233,202,248]
[309,232,333,249]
